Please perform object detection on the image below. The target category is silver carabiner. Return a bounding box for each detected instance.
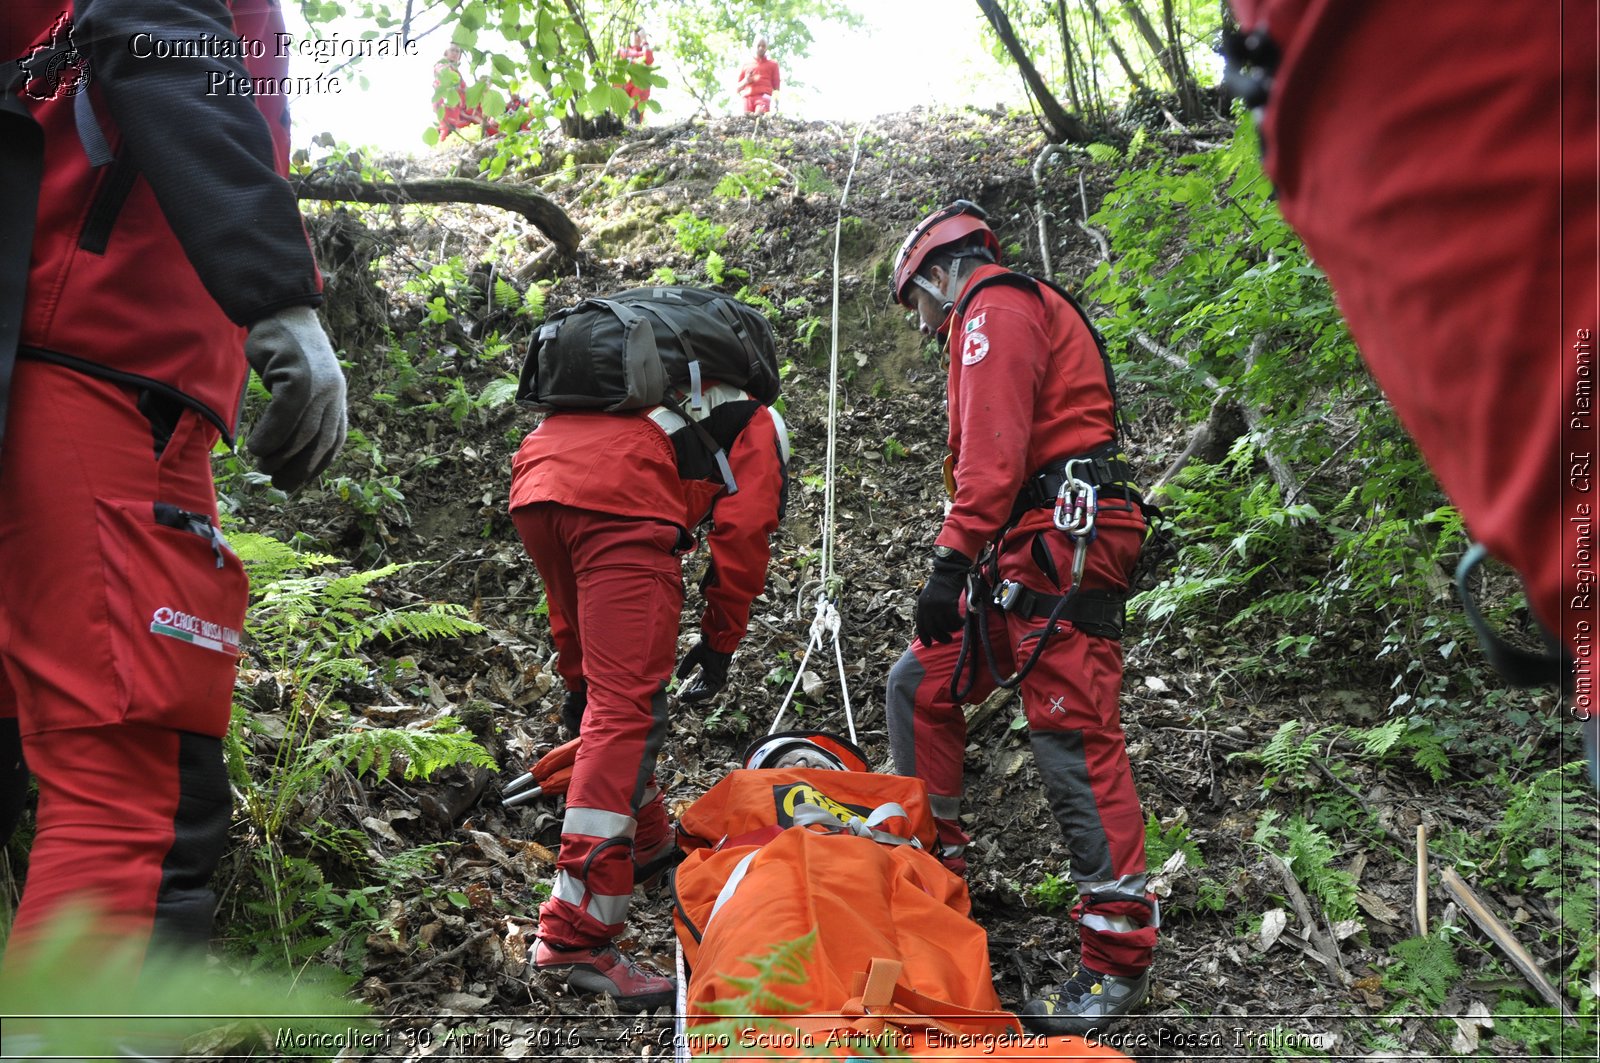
[1052,460,1098,538]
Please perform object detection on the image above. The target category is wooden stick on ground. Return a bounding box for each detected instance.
[1415,825,1429,937]
[1438,865,1575,1023]
[1272,855,1350,983]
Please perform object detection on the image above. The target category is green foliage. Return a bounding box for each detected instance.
[1381,933,1460,1009]
[0,908,369,1058]
[668,210,728,258]
[1029,871,1073,912]
[1269,816,1358,924]
[881,437,909,462]
[657,0,861,115]
[713,139,787,202]
[1253,721,1330,789]
[1252,811,1359,924]
[688,931,902,1058]
[223,531,491,964]
[1145,814,1204,871]
[1345,716,1450,782]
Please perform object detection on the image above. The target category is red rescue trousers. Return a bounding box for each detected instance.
[886,511,1156,976]
[0,363,240,963]
[512,503,682,947]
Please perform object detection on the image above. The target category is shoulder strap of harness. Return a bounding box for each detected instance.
[0,62,44,469]
[954,270,1125,447]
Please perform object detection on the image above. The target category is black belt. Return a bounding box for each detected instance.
[991,580,1126,640]
[1015,449,1142,514]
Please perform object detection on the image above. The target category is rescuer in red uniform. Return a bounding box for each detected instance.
[734,37,780,115]
[0,0,348,964]
[885,202,1156,1034]
[1224,1,1598,769]
[509,390,787,1009]
[616,27,654,125]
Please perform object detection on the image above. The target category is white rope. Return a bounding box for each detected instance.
[772,124,867,744]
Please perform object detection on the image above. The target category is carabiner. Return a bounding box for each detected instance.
[1052,461,1098,538]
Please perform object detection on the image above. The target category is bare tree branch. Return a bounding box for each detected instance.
[296,176,582,253]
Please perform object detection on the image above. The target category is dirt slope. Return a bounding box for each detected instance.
[218,110,1589,1061]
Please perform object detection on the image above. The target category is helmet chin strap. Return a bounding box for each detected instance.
[912,272,960,338]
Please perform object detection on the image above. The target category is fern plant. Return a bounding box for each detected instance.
[1253,810,1360,926]
[692,931,898,1059]
[223,531,494,962]
[1381,933,1460,1009]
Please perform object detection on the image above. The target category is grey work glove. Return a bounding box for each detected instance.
[243,305,348,492]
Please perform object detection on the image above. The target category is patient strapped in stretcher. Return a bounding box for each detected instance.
[669,731,1133,1060]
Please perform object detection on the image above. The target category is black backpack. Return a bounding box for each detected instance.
[515,285,781,413]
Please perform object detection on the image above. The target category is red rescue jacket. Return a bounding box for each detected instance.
[6,0,322,440]
[1227,0,1598,655]
[936,263,1119,560]
[509,398,786,654]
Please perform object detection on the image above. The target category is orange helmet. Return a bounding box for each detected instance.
[890,200,1001,307]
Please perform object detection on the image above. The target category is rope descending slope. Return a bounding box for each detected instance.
[769,125,869,745]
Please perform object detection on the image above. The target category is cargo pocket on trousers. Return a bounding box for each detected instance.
[96,499,248,737]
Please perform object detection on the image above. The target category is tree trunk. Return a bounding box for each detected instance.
[1118,0,1168,58]
[295,176,582,253]
[1084,0,1153,98]
[975,0,1094,143]
[1054,0,1085,115]
[1162,0,1209,120]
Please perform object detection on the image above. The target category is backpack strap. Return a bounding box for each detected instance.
[655,394,739,495]
[955,270,1125,446]
[0,66,44,468]
[629,298,707,412]
[708,296,765,391]
[576,297,667,409]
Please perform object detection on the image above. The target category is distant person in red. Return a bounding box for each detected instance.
[617,27,654,125]
[1225,1,1598,768]
[735,37,780,115]
[433,43,489,139]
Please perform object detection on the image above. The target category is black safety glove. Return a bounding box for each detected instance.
[560,684,587,738]
[915,546,972,647]
[244,305,349,492]
[676,640,733,703]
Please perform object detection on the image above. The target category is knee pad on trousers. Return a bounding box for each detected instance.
[151,733,231,951]
[0,717,30,847]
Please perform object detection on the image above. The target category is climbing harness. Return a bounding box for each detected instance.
[769,124,869,745]
[948,448,1138,702]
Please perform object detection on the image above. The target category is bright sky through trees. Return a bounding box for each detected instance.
[282,0,1025,151]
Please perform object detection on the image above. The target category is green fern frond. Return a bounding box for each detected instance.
[1127,128,1148,161]
[367,604,485,645]
[300,718,496,785]
[1408,737,1450,783]
[693,933,819,1057]
[492,276,522,312]
[1284,816,1359,923]
[1256,720,1329,782]
[522,283,547,322]
[477,375,519,409]
[1085,142,1122,164]
[1382,934,1459,1007]
[1350,718,1406,759]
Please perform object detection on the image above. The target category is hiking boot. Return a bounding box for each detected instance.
[632,839,683,892]
[1018,965,1149,1036]
[533,939,675,1011]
